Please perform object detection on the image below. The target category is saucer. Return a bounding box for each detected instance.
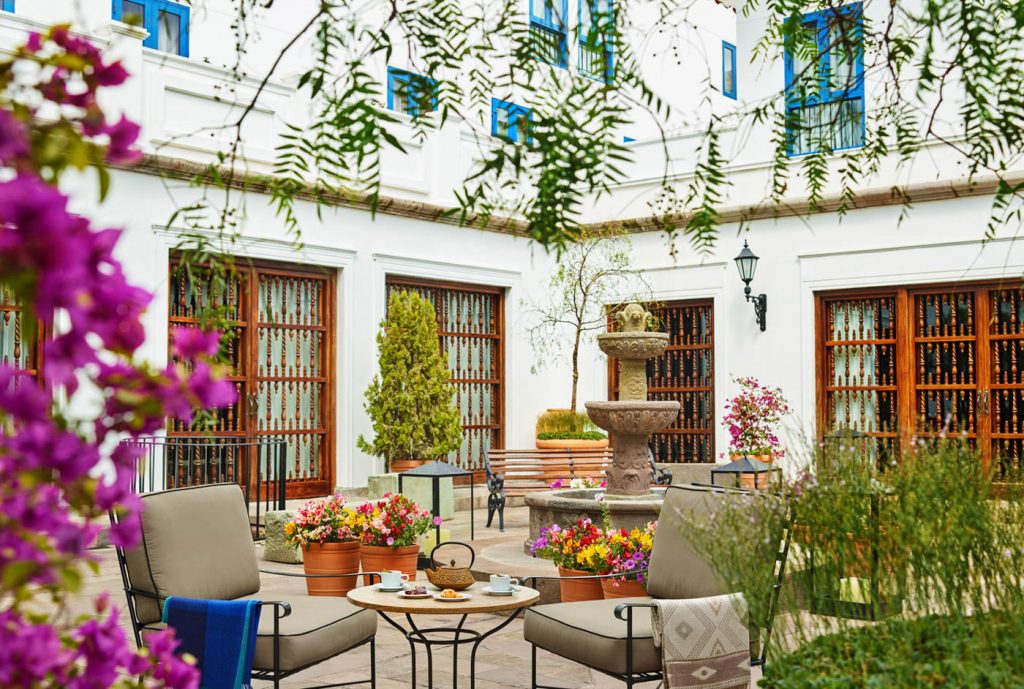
[373,583,406,593]
[433,592,472,602]
[482,586,517,596]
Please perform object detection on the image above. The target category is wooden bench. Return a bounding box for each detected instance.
[483,448,673,531]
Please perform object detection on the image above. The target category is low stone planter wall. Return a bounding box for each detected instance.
[263,510,302,564]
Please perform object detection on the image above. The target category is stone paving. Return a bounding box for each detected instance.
[80,502,763,688]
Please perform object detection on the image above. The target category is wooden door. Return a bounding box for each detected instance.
[817,281,1024,483]
[252,268,334,498]
[385,277,505,473]
[168,259,336,498]
[0,287,44,386]
[609,299,715,463]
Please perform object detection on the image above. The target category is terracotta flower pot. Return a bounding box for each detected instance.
[601,577,648,599]
[535,438,610,450]
[390,459,426,473]
[302,541,361,597]
[360,544,420,585]
[557,566,603,602]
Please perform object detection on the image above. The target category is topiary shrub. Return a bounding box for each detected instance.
[358,290,464,472]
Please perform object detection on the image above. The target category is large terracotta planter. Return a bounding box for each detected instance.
[390,459,426,474]
[302,541,361,597]
[601,577,648,599]
[535,438,610,450]
[360,544,420,585]
[557,566,603,602]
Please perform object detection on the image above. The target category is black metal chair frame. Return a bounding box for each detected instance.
[520,487,793,689]
[484,452,673,532]
[111,513,379,689]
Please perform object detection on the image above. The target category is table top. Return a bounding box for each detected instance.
[347,583,540,615]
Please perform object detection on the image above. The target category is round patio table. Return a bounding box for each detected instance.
[348,583,540,689]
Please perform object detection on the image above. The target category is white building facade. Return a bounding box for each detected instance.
[3,0,1020,495]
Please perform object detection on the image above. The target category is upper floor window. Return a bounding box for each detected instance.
[579,0,614,82]
[784,2,864,156]
[1,1,14,12]
[113,0,190,57]
[491,99,532,143]
[387,67,438,117]
[530,0,568,68]
[722,41,737,99]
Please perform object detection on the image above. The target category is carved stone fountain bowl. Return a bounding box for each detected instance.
[596,332,670,360]
[585,401,681,435]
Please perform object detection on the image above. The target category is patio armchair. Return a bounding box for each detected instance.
[112,484,378,689]
[522,483,791,689]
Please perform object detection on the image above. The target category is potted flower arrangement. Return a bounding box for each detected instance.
[285,493,362,597]
[530,517,606,602]
[356,492,438,582]
[598,522,657,599]
[722,376,790,488]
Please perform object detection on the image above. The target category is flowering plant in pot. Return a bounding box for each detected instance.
[530,517,606,602]
[722,376,791,474]
[598,522,657,599]
[286,493,362,596]
[356,493,438,583]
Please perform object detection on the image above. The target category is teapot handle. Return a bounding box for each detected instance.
[429,540,476,569]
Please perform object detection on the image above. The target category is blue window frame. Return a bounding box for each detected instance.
[783,2,864,156]
[386,67,438,117]
[529,0,568,68]
[579,0,614,82]
[112,0,190,57]
[1,1,14,12]
[722,41,737,99]
[491,99,532,143]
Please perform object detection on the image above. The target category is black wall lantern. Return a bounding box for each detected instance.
[734,240,768,331]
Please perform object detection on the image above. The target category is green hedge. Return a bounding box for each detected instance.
[536,431,607,441]
[762,611,1024,689]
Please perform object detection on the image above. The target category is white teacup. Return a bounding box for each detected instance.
[489,574,519,592]
[380,571,410,588]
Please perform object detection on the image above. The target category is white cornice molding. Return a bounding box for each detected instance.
[152,226,358,268]
[371,252,522,287]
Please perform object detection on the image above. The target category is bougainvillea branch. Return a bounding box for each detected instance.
[0,26,236,689]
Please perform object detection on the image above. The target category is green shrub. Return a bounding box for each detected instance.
[537,431,607,441]
[536,409,597,435]
[678,440,1024,676]
[762,611,1024,689]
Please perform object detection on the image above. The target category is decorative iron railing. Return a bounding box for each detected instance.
[123,435,287,539]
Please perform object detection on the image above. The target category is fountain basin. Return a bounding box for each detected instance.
[596,332,669,360]
[525,488,666,550]
[585,401,681,435]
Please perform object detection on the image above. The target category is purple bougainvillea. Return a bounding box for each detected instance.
[0,26,236,689]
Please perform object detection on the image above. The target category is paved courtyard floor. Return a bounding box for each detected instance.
[77,503,762,688]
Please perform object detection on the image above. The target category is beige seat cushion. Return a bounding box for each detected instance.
[239,595,378,672]
[124,484,261,625]
[524,597,659,675]
[147,596,378,674]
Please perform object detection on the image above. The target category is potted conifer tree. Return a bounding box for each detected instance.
[359,289,464,474]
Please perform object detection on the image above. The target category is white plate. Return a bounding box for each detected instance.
[397,590,431,599]
[432,592,472,602]
[482,586,517,596]
[373,584,406,593]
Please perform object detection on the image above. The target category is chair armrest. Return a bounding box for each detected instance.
[613,602,655,621]
[521,569,648,588]
[125,586,293,619]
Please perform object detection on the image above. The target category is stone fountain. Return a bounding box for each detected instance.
[525,304,686,543]
[587,304,681,497]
